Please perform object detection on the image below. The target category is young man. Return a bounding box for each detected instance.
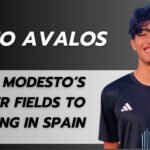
[99,4,150,149]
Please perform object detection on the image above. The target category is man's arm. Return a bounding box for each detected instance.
[104,142,119,149]
[99,87,119,148]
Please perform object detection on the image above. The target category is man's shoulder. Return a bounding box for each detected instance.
[102,73,132,96]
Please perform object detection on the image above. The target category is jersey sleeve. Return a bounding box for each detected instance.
[98,87,119,142]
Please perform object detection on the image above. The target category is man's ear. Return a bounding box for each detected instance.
[130,39,136,51]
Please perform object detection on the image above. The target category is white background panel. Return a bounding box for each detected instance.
[0,70,132,143]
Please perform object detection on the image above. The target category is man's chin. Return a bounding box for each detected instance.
[139,58,150,66]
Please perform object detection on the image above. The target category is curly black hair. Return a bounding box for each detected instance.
[129,4,150,39]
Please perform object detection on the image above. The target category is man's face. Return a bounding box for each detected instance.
[131,22,150,65]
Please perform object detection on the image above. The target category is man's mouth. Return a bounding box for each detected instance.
[144,47,150,52]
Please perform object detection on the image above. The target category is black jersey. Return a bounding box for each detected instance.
[99,73,150,149]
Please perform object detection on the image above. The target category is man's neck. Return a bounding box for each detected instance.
[134,61,150,86]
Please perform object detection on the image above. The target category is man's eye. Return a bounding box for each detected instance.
[138,33,146,37]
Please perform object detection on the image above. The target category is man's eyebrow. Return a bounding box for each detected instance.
[141,28,150,32]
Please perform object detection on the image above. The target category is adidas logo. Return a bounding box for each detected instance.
[121,103,133,112]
